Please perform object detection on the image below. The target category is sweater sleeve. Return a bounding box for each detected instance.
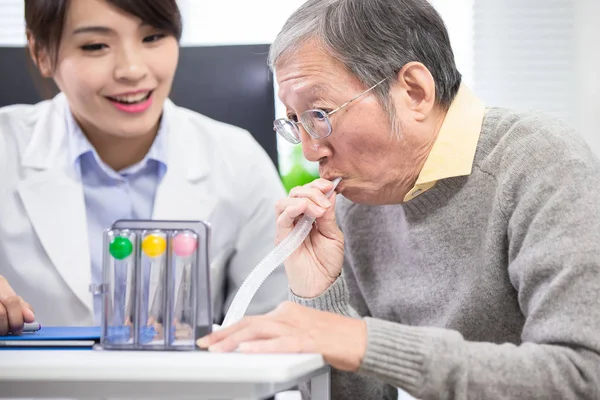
[290,270,400,400]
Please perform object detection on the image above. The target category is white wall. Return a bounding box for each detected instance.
[179,0,307,46]
[575,0,600,156]
[0,0,26,46]
[471,0,599,157]
[473,0,578,125]
[429,0,475,88]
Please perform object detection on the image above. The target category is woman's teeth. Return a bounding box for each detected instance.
[108,92,151,104]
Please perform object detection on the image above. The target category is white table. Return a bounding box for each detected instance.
[0,350,330,399]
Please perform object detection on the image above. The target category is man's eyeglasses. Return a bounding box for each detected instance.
[273,78,387,144]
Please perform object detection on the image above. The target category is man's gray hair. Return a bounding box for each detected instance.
[269,0,462,136]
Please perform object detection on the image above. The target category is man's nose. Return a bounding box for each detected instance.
[299,128,332,163]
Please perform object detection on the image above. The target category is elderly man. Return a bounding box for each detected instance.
[199,0,600,398]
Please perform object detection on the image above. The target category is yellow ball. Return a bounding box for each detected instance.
[142,234,166,258]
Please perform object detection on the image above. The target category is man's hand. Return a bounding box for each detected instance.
[276,179,345,298]
[198,302,367,372]
[0,275,35,335]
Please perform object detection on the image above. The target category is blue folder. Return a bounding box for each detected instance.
[0,326,101,349]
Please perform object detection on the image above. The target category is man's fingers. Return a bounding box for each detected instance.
[197,316,256,348]
[276,198,327,221]
[275,198,304,221]
[307,178,336,194]
[314,194,342,238]
[276,199,327,232]
[274,180,339,246]
[289,186,332,209]
[237,335,306,354]
[207,320,293,353]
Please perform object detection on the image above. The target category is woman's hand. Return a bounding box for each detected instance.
[0,275,35,335]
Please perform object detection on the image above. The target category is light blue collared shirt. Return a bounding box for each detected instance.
[66,109,168,324]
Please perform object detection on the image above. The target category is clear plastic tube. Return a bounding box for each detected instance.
[222,178,342,328]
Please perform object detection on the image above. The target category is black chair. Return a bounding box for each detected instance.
[0,44,278,168]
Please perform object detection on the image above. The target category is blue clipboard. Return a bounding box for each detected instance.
[0,326,101,349]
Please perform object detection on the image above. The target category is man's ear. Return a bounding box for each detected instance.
[395,61,437,122]
[27,31,53,78]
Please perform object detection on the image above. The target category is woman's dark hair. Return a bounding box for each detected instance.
[25,0,182,67]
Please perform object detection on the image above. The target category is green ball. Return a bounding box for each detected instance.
[109,236,133,260]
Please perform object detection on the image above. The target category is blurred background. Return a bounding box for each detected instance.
[1,0,598,191]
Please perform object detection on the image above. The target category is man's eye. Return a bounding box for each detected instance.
[308,109,329,121]
[315,110,328,120]
[143,34,166,43]
[81,43,107,51]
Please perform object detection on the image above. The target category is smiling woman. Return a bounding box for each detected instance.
[24,0,181,170]
[0,0,288,337]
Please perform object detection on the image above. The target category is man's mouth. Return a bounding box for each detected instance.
[106,91,153,105]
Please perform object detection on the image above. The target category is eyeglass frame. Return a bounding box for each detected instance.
[273,77,388,144]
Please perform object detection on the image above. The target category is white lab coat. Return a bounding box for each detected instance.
[0,93,288,327]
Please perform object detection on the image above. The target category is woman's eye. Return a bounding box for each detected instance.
[143,34,166,43]
[287,114,298,123]
[81,43,107,52]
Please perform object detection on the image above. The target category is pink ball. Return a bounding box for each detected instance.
[172,232,197,257]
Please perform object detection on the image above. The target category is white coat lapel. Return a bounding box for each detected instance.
[152,101,218,221]
[17,95,93,313]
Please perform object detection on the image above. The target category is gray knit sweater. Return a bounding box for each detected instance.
[292,107,600,399]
